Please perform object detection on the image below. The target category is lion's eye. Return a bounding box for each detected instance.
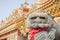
[30,17,37,19]
[39,17,46,19]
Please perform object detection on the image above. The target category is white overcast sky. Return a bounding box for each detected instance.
[0,0,35,20]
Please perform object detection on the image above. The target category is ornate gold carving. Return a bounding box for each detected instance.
[44,0,60,17]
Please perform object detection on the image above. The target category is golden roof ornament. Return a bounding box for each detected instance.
[20,0,31,16]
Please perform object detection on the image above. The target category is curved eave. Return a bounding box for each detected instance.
[0,24,17,36]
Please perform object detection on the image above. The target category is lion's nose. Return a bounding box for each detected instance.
[35,17,42,23]
[36,17,40,19]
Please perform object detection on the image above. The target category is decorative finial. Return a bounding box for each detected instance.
[25,0,28,3]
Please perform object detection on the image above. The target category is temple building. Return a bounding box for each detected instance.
[0,0,60,40]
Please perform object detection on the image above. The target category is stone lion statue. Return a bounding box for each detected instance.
[25,10,56,40]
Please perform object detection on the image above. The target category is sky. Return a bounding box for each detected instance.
[0,0,35,21]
